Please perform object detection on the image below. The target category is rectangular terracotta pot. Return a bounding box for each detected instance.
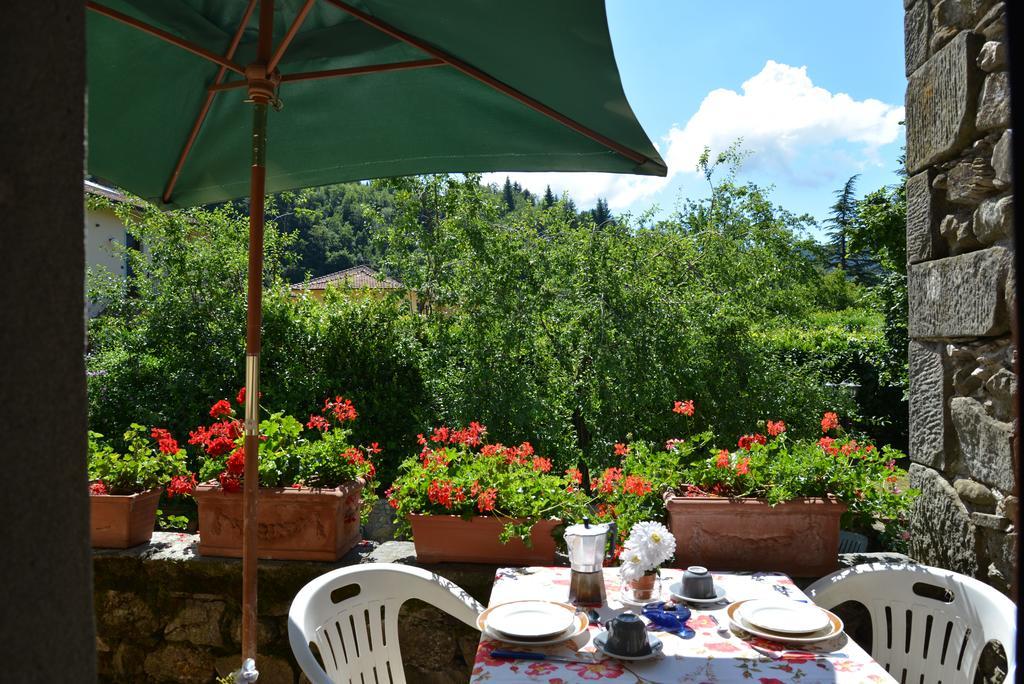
[665,495,847,577]
[90,487,162,548]
[194,479,363,561]
[408,514,560,564]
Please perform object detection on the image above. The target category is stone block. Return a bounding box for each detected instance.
[996,495,1017,520]
[954,478,996,506]
[977,40,1007,72]
[905,0,931,75]
[970,511,1011,530]
[143,644,215,683]
[908,247,1010,339]
[909,341,950,468]
[946,154,996,205]
[906,171,942,263]
[950,396,1015,492]
[973,194,1012,244]
[907,31,984,173]
[991,129,1012,189]
[976,2,1006,41]
[95,589,159,638]
[909,464,978,576]
[977,71,1010,131]
[983,367,1015,422]
[165,599,226,647]
[939,212,978,253]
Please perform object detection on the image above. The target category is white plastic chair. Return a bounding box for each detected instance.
[806,562,1016,683]
[288,563,484,684]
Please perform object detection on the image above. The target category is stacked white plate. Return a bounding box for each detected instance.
[477,600,589,645]
[727,599,844,644]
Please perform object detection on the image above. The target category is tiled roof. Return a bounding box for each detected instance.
[291,265,404,291]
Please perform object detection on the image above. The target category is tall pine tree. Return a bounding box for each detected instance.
[542,185,556,208]
[591,198,612,226]
[826,175,859,271]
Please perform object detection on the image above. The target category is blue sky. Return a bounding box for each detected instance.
[486,1,907,241]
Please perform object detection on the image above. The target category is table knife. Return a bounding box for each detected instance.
[491,649,595,664]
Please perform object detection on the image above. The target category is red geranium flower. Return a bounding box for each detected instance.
[324,396,358,422]
[90,481,108,495]
[566,468,583,484]
[532,456,553,473]
[622,475,652,496]
[821,411,840,432]
[766,420,786,437]
[366,442,382,455]
[673,399,695,416]
[218,472,242,493]
[597,467,623,494]
[166,473,196,498]
[151,427,180,454]
[715,450,731,468]
[209,399,233,419]
[613,442,630,456]
[226,448,245,476]
[306,414,330,432]
[477,485,497,511]
[235,387,261,405]
[736,457,750,475]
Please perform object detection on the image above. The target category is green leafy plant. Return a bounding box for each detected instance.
[385,423,589,543]
[88,424,194,497]
[189,391,379,520]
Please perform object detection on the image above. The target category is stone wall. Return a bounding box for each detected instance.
[93,534,496,684]
[904,0,1017,594]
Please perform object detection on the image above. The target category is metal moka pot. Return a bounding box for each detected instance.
[563,518,616,606]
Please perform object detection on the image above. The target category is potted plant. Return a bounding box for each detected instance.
[618,521,676,602]
[590,430,713,554]
[663,411,915,576]
[386,423,588,564]
[88,424,194,548]
[190,390,378,561]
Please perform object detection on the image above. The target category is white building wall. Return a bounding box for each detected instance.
[85,204,127,317]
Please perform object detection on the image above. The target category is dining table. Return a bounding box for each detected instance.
[470,566,898,683]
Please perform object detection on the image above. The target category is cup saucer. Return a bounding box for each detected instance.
[593,631,664,661]
[668,581,728,604]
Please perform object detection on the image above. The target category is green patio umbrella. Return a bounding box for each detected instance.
[86,0,665,671]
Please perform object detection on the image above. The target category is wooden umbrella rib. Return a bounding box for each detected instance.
[280,58,444,83]
[267,0,317,73]
[86,1,245,75]
[163,0,258,203]
[323,0,663,171]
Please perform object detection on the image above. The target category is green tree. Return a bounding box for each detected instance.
[826,175,859,271]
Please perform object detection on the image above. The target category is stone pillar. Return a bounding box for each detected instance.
[904,0,1017,594]
[0,1,95,680]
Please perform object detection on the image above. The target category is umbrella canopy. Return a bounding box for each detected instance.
[86,0,665,673]
[87,0,666,208]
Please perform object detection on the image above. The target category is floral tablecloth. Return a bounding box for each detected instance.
[470,567,896,683]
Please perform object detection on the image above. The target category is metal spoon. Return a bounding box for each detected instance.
[585,609,602,627]
[708,614,730,638]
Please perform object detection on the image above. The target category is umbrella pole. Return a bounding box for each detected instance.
[242,94,267,664]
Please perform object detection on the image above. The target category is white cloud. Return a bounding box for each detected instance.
[485,60,904,210]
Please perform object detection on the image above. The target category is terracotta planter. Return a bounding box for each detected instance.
[408,514,560,564]
[194,479,363,561]
[665,495,847,577]
[90,487,162,548]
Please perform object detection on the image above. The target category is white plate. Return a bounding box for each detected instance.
[484,600,577,640]
[593,631,663,661]
[737,599,831,634]
[668,581,728,604]
[480,611,590,646]
[726,601,844,645]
